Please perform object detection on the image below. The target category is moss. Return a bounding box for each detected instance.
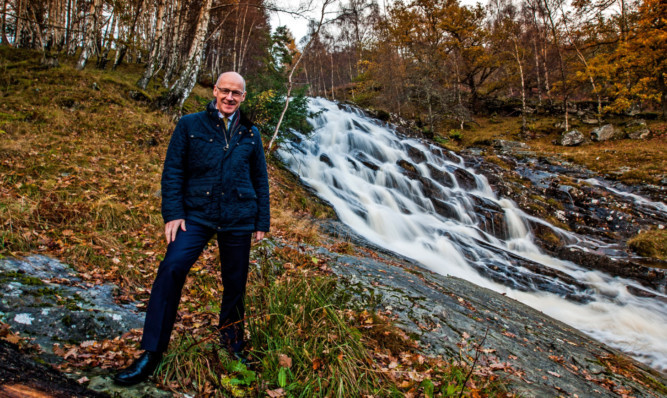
[628,229,667,260]
[484,155,511,170]
[546,198,565,210]
[0,271,45,286]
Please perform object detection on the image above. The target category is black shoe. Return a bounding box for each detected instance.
[113,350,163,386]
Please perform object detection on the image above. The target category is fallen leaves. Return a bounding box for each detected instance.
[278,353,292,368]
[266,387,285,397]
[53,330,143,371]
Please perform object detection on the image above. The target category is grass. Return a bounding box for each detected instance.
[1,47,512,397]
[628,229,667,261]
[434,114,666,186]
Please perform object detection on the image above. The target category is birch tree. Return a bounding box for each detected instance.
[164,0,212,109]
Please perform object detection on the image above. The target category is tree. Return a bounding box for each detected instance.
[137,0,167,89]
[163,0,213,110]
[267,0,335,151]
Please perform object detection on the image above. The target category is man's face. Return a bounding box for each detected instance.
[213,73,246,117]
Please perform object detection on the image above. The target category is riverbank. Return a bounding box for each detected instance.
[1,47,665,397]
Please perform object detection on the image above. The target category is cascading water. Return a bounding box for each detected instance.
[278,97,667,371]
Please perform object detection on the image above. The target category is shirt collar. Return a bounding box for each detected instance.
[218,110,237,121]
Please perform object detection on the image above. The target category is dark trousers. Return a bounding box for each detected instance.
[140,221,252,354]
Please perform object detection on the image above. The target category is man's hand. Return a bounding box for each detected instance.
[254,231,265,242]
[165,219,186,244]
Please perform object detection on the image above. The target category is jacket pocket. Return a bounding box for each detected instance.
[184,186,212,212]
[235,187,258,219]
[236,187,257,200]
[187,132,217,169]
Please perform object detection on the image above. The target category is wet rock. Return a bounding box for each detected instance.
[396,159,418,175]
[431,147,462,164]
[355,152,380,171]
[591,124,623,141]
[312,241,667,398]
[468,194,508,240]
[559,130,584,146]
[319,153,334,167]
[0,256,143,351]
[453,168,478,190]
[543,246,666,292]
[426,164,455,188]
[431,198,460,220]
[405,144,427,163]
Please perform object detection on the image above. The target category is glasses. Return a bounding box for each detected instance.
[216,86,244,99]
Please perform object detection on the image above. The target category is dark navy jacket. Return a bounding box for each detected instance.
[161,101,270,233]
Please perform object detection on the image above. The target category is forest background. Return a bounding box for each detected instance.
[2,0,665,139]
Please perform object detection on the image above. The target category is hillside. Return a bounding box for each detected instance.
[1,48,666,397]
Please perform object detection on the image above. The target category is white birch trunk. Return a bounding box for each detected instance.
[167,0,212,109]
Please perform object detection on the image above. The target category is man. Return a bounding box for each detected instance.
[114,72,270,386]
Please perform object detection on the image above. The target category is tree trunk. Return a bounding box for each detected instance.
[330,51,335,100]
[113,0,144,69]
[513,38,527,133]
[76,0,102,70]
[541,0,568,131]
[162,0,183,87]
[658,72,666,119]
[137,0,166,89]
[14,0,25,46]
[1,0,11,45]
[166,0,212,109]
[96,6,115,69]
[268,0,333,151]
[532,36,542,105]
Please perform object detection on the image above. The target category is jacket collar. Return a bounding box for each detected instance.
[207,100,254,131]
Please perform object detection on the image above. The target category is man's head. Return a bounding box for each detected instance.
[213,72,246,117]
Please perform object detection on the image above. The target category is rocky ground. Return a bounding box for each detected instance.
[2,229,666,397]
[465,141,666,292]
[315,220,667,397]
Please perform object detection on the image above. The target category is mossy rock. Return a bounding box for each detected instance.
[628,229,667,260]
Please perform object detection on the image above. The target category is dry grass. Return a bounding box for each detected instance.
[434,113,667,186]
[628,229,667,261]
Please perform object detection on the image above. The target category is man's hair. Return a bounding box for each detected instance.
[217,72,246,92]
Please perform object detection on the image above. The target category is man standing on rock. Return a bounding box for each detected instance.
[114,71,270,386]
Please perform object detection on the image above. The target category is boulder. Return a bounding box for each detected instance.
[626,119,651,140]
[319,153,334,167]
[492,140,528,152]
[590,124,622,141]
[628,128,651,140]
[559,130,584,146]
[581,117,599,125]
[405,144,427,163]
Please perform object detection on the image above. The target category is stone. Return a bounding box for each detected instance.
[405,144,427,163]
[590,124,622,141]
[628,128,651,140]
[0,256,143,350]
[559,130,584,146]
[319,153,334,167]
[493,140,528,152]
[581,118,599,125]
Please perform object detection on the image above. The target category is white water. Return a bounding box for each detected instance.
[278,98,667,371]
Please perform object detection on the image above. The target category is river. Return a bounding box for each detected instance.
[278,97,667,371]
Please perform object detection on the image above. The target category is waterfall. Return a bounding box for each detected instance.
[278,97,667,371]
